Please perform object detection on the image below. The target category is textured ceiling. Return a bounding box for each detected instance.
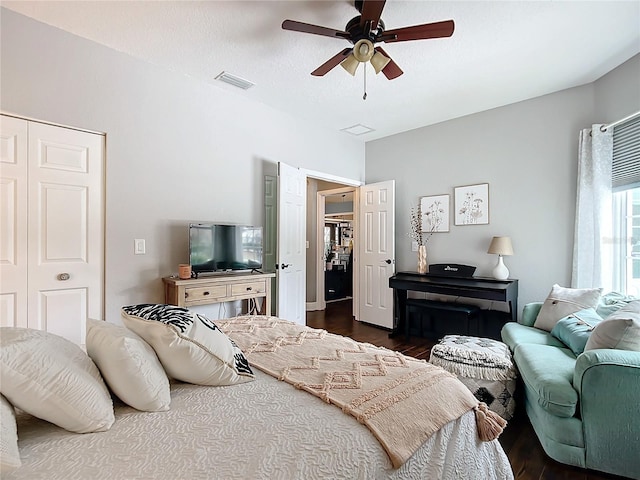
[4,0,640,142]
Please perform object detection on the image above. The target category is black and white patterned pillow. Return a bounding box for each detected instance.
[121,304,254,386]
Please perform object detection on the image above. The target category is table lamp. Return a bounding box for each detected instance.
[487,236,513,280]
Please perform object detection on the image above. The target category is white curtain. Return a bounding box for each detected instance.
[571,125,613,290]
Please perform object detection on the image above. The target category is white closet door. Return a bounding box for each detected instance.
[0,116,28,327]
[27,122,104,345]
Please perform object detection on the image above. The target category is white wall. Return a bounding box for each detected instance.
[365,54,640,314]
[0,9,364,322]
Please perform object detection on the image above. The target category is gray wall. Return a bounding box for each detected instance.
[1,9,365,322]
[365,54,640,314]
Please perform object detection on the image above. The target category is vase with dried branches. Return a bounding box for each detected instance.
[409,205,436,274]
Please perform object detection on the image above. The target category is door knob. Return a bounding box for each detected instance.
[281,263,291,269]
[384,259,392,265]
[57,273,70,281]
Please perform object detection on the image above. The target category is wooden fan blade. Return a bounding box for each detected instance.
[282,20,350,40]
[381,20,455,43]
[311,48,352,76]
[375,47,403,80]
[359,0,386,31]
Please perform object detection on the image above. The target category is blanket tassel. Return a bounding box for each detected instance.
[474,402,507,441]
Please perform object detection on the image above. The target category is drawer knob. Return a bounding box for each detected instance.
[246,286,252,291]
[203,291,210,296]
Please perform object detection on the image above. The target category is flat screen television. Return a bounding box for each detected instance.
[189,223,263,275]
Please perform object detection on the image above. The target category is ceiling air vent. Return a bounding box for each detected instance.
[215,71,255,90]
[341,124,375,136]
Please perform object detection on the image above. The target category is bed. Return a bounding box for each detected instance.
[0,307,514,479]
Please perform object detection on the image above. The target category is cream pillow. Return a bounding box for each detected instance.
[121,304,254,386]
[0,327,114,433]
[86,319,171,412]
[0,394,20,472]
[585,301,640,351]
[534,284,603,332]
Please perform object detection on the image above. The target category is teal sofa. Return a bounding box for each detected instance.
[501,302,640,479]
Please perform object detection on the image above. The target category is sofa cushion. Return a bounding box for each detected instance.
[550,308,603,356]
[534,285,603,332]
[585,301,640,351]
[501,322,565,352]
[514,343,578,418]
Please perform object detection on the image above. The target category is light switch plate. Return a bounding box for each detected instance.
[134,239,146,255]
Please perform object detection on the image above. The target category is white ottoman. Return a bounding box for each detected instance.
[429,335,517,420]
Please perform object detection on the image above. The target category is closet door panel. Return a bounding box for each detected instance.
[0,115,28,327]
[27,122,103,343]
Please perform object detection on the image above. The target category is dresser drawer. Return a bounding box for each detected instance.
[231,280,266,297]
[184,285,227,304]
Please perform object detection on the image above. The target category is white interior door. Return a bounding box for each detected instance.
[276,162,306,324]
[358,180,395,329]
[0,116,28,327]
[263,175,277,315]
[27,121,104,345]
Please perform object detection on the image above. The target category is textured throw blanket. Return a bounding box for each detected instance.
[219,316,499,468]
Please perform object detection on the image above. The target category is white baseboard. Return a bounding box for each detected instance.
[306,301,323,311]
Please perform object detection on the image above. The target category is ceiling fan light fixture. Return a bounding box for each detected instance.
[370,50,390,74]
[352,39,375,62]
[340,54,360,76]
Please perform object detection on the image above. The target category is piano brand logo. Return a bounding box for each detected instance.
[444,266,459,271]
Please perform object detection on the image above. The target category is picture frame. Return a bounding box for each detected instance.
[420,194,450,232]
[454,183,489,226]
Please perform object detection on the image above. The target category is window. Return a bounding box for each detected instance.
[611,114,640,296]
[613,187,640,296]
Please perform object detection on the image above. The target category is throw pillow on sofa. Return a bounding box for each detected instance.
[550,308,603,356]
[121,304,255,386]
[585,300,640,351]
[534,284,603,332]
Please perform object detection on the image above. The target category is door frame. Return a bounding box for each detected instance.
[315,185,358,313]
[300,168,362,319]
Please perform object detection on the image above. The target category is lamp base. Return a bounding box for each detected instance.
[492,255,509,280]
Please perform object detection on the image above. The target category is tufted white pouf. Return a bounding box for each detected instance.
[429,335,517,420]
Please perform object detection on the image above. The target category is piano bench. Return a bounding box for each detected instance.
[405,299,480,341]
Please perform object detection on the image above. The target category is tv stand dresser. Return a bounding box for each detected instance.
[163,272,275,315]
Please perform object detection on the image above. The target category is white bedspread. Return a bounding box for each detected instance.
[7,370,513,479]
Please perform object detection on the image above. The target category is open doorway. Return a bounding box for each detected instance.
[323,191,354,304]
[272,163,394,328]
[305,179,357,316]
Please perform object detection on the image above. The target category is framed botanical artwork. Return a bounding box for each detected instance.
[454,183,489,226]
[420,194,450,232]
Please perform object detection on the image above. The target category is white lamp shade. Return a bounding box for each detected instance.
[352,39,375,62]
[370,50,390,74]
[340,55,359,76]
[487,236,514,256]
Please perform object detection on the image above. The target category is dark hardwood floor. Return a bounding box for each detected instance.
[307,299,629,480]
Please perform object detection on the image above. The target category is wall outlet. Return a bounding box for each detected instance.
[134,239,146,255]
[411,241,419,252]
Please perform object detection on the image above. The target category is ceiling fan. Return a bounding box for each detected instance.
[281,0,455,80]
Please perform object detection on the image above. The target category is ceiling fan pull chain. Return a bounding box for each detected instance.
[363,62,367,100]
